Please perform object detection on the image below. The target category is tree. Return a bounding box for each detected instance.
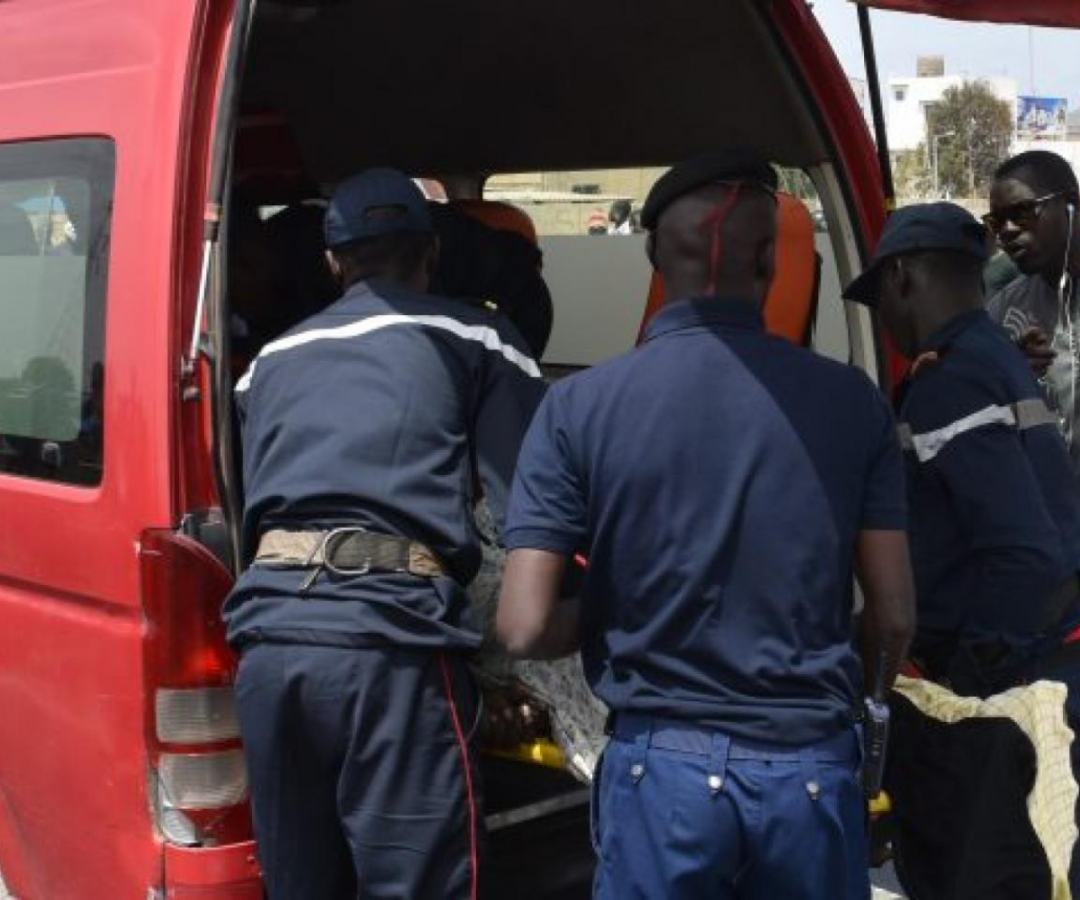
[923,80,1013,198]
[893,150,932,200]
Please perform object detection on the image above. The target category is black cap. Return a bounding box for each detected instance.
[641,151,778,231]
[324,167,433,248]
[843,202,990,305]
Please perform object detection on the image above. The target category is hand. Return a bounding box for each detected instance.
[1018,328,1056,378]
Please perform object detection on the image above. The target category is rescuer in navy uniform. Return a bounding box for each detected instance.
[223,168,545,900]
[497,151,916,899]
[844,202,1080,891]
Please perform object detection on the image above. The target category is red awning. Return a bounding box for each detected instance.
[854,0,1080,28]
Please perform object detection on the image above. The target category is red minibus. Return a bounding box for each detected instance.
[0,0,902,896]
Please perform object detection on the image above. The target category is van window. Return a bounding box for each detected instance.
[485,168,663,370]
[0,139,114,485]
[486,166,852,370]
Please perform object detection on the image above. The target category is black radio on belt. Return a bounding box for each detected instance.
[861,654,890,799]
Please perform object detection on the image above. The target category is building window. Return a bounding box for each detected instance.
[894,87,907,102]
[0,139,115,485]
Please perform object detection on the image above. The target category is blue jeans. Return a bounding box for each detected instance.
[591,716,869,900]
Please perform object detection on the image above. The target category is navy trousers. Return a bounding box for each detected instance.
[591,716,869,900]
[235,642,482,900]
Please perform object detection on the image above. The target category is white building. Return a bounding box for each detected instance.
[886,74,1017,152]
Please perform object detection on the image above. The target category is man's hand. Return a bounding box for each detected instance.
[1018,327,1056,378]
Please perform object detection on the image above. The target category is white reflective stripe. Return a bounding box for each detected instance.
[233,313,541,394]
[905,403,1020,463]
[235,360,257,393]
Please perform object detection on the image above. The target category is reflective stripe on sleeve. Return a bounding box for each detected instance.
[898,398,1058,463]
[234,313,542,394]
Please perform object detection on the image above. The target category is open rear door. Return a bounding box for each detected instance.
[853,0,1080,27]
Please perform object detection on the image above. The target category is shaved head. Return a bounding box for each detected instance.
[649,182,777,306]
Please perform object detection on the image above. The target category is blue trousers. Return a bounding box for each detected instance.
[235,642,482,900]
[591,716,869,900]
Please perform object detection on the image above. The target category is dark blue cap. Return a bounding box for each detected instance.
[324,168,433,248]
[843,202,989,305]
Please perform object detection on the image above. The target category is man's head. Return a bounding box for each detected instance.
[609,199,632,227]
[986,151,1079,280]
[844,202,989,358]
[642,151,779,305]
[324,167,438,291]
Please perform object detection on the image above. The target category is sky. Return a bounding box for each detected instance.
[808,0,1080,108]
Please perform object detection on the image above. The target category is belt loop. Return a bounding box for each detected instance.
[708,731,731,795]
[628,722,649,784]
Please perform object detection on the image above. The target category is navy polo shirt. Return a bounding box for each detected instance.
[898,309,1080,645]
[505,297,906,745]
[223,280,546,650]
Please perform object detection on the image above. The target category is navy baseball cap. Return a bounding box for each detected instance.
[641,150,778,231]
[324,167,433,248]
[843,202,989,305]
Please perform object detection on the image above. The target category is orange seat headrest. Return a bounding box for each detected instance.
[451,199,538,246]
[638,192,819,346]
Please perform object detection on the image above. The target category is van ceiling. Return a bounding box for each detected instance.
[241,0,829,183]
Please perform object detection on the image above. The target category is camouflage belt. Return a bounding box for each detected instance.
[254,527,448,579]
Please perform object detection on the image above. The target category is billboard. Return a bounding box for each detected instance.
[1017,96,1069,139]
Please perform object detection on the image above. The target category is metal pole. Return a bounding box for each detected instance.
[932,135,939,197]
[857,4,895,212]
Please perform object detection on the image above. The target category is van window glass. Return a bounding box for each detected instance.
[486,166,851,370]
[485,168,663,371]
[0,139,114,485]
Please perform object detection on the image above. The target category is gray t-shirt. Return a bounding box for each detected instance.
[987,274,1080,477]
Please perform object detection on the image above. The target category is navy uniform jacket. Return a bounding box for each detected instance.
[898,309,1080,655]
[505,298,907,745]
[222,280,546,650]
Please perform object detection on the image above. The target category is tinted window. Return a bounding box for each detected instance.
[0,139,114,485]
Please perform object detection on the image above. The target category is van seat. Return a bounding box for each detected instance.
[0,204,37,255]
[637,191,820,346]
[432,200,552,356]
[451,199,539,247]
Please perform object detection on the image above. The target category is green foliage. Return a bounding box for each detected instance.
[894,149,932,200]
[924,80,1013,197]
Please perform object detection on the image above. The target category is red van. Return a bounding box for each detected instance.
[0,0,894,896]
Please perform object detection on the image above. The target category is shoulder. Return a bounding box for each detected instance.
[902,346,1013,433]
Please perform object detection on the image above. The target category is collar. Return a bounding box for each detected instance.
[643,297,764,342]
[920,308,988,354]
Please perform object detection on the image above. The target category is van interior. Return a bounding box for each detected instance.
[216,0,874,893]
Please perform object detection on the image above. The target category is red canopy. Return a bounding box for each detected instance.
[854,0,1080,28]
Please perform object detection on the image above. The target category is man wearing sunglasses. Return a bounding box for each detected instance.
[985,151,1080,479]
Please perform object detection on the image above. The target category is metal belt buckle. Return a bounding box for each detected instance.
[321,526,371,576]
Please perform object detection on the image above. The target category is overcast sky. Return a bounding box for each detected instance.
[809,0,1080,108]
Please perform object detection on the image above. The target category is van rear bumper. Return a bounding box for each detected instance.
[164,841,262,898]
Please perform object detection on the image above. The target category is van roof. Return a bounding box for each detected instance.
[242,0,828,181]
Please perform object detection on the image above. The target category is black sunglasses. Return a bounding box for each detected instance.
[982,191,1066,234]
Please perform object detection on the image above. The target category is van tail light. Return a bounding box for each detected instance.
[140,528,251,848]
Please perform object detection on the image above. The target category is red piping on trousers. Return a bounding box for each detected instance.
[439,652,480,900]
